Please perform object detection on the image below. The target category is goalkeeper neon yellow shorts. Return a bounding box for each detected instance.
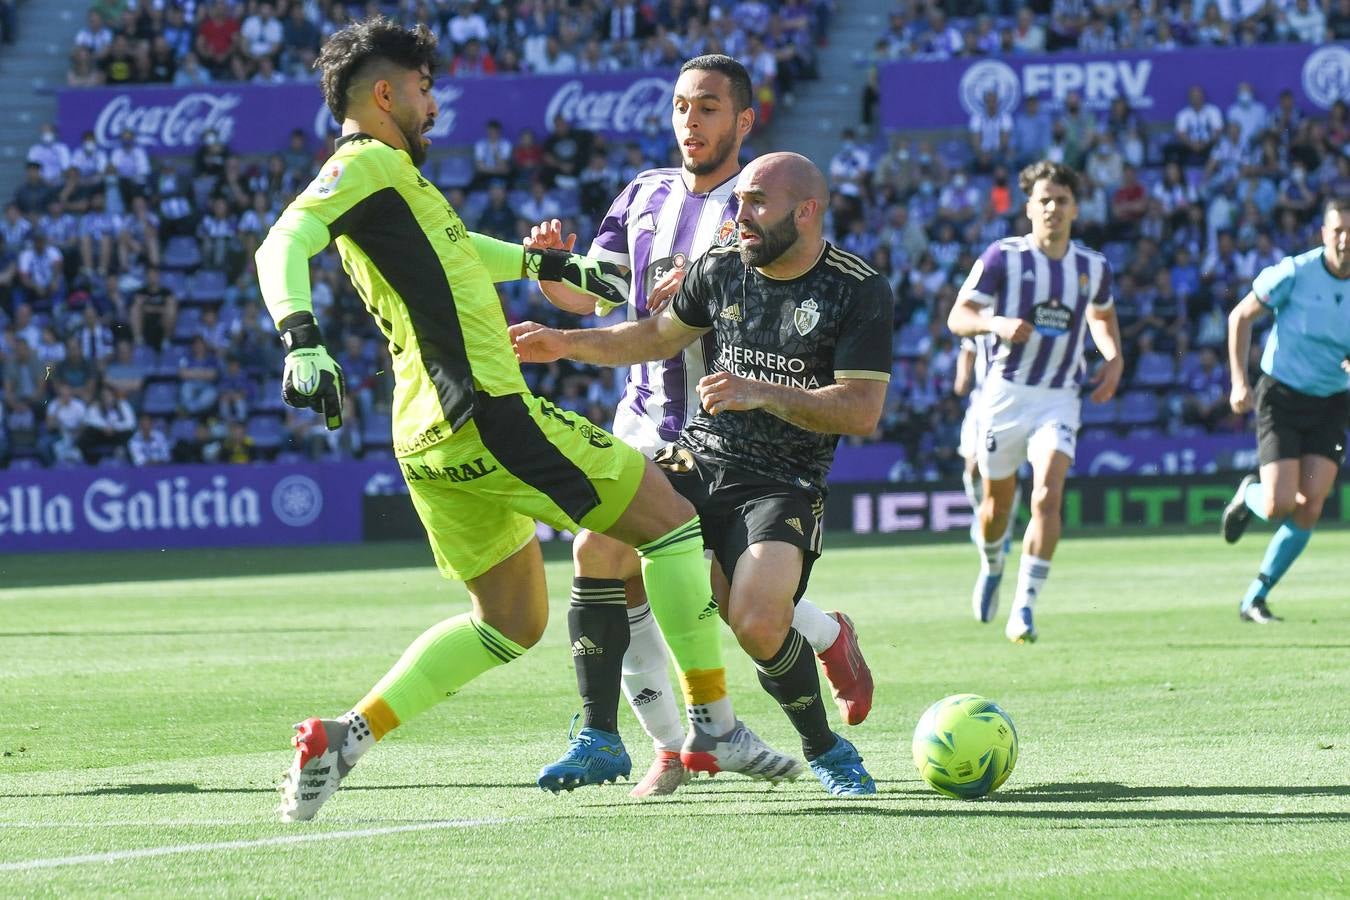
[398,391,646,581]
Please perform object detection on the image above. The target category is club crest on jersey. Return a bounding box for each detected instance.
[714,219,737,247]
[794,298,820,336]
[310,161,345,196]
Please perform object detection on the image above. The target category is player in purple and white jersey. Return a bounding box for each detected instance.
[532,56,872,798]
[948,161,1124,643]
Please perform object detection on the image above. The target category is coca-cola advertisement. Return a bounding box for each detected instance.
[57,70,679,156]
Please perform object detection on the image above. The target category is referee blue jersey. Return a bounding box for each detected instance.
[1253,247,1350,397]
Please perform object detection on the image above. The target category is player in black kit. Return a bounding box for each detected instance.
[511,153,893,796]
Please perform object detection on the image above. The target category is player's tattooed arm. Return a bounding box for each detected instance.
[527,218,630,315]
[697,373,887,437]
[510,306,705,367]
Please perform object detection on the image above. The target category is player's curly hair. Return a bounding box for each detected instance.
[316,17,439,122]
[1018,160,1080,202]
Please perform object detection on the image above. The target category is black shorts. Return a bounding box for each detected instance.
[1255,375,1349,466]
[654,445,824,604]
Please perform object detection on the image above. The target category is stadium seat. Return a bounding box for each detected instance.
[435,155,475,190]
[141,381,179,416]
[171,307,203,343]
[1117,392,1162,426]
[1080,398,1119,427]
[1132,351,1176,389]
[1078,426,1116,443]
[186,269,228,304]
[169,416,198,443]
[247,414,285,451]
[159,268,188,297]
[893,322,928,358]
[361,411,393,449]
[163,235,202,270]
[256,378,286,412]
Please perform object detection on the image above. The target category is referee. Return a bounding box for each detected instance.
[1221,197,1350,623]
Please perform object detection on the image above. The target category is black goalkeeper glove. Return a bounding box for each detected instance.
[278,312,345,431]
[525,248,630,316]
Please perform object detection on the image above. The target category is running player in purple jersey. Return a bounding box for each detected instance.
[948,161,1125,643]
[530,56,872,798]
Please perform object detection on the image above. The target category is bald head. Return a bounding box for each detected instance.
[734,152,829,273]
[741,151,829,207]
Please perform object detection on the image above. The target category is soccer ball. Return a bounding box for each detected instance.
[911,693,1018,799]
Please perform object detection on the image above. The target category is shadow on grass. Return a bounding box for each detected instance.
[2,781,541,798]
[992,782,1350,802]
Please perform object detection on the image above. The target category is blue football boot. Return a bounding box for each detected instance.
[537,716,632,793]
[808,734,876,797]
[972,570,1002,623]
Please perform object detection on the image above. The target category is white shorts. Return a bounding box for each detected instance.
[612,403,668,459]
[976,379,1081,481]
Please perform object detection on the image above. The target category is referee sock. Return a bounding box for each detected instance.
[569,577,629,735]
[636,517,734,735]
[352,613,525,739]
[1243,479,1270,522]
[754,628,835,760]
[1244,522,1312,606]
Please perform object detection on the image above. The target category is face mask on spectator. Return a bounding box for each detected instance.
[1237,89,1252,104]
[42,131,54,144]
[84,139,96,152]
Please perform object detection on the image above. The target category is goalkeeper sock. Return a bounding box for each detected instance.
[792,598,841,654]
[352,613,525,739]
[636,517,734,735]
[569,577,629,734]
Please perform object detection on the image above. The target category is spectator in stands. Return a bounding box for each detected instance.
[69,132,108,195]
[79,190,118,276]
[28,125,71,188]
[1010,7,1046,52]
[68,46,103,87]
[282,2,321,64]
[968,91,1011,173]
[118,194,161,272]
[1173,85,1224,166]
[532,35,578,74]
[80,383,135,463]
[100,33,137,85]
[34,324,64,369]
[110,130,151,200]
[196,1,242,79]
[14,162,51,215]
[471,120,513,191]
[1226,82,1268,146]
[54,335,96,401]
[41,381,87,466]
[451,37,497,76]
[541,115,591,188]
[73,303,113,365]
[178,336,221,416]
[1010,94,1051,168]
[220,419,255,464]
[129,414,171,466]
[41,200,81,284]
[3,336,42,408]
[173,52,213,86]
[103,339,150,396]
[515,178,562,224]
[1282,0,1327,42]
[1078,13,1116,51]
[198,196,237,275]
[129,267,177,349]
[1275,162,1318,219]
[17,231,64,308]
[75,9,113,60]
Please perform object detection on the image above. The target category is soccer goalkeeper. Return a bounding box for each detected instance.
[258,17,801,823]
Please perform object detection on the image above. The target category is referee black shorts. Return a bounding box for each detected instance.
[654,444,824,604]
[1255,375,1349,466]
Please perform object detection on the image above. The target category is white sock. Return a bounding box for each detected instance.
[688,696,736,736]
[1013,554,1051,610]
[791,598,841,654]
[981,538,1006,576]
[621,602,685,752]
[337,711,374,765]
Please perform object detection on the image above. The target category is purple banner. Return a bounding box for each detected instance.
[879,43,1350,130]
[0,461,397,553]
[57,70,678,156]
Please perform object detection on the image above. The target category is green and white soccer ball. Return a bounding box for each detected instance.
[911,693,1018,799]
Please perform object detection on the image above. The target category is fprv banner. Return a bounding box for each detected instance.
[57,69,678,156]
[879,43,1349,130]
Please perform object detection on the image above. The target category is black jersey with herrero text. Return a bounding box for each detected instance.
[669,242,894,491]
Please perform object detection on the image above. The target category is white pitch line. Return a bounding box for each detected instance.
[0,817,508,872]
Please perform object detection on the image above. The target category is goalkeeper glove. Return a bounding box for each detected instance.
[525,248,630,316]
[278,311,345,431]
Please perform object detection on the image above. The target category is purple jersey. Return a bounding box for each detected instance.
[958,235,1114,390]
[588,167,740,450]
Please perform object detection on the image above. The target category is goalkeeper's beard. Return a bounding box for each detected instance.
[397,110,432,167]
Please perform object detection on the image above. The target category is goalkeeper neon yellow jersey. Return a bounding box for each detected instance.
[257,133,527,455]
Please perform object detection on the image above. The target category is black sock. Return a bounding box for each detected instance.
[754,628,836,760]
[569,577,629,734]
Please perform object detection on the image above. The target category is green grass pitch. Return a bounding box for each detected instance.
[1,530,1347,896]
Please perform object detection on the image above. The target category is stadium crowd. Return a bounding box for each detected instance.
[0,1,1342,473]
